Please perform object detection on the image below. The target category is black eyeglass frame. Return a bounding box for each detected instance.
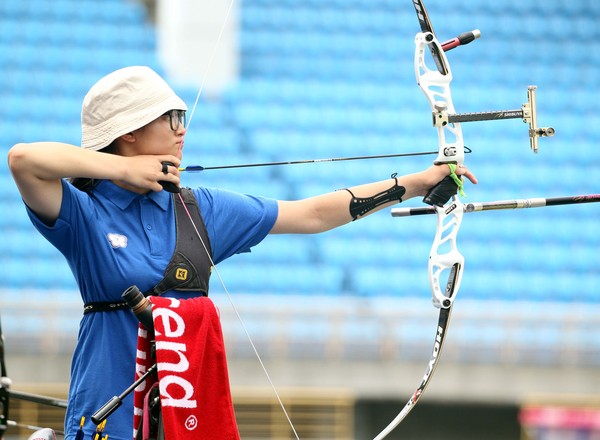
[163,110,186,131]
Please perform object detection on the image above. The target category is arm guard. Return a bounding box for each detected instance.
[343,174,406,220]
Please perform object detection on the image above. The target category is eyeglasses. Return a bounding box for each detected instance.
[162,110,186,131]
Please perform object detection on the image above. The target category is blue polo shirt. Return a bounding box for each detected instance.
[27,179,278,440]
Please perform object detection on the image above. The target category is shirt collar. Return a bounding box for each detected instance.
[95,180,171,211]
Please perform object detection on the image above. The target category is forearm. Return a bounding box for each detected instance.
[347,170,433,205]
[317,171,431,228]
[8,142,181,196]
[7,142,128,182]
[8,142,182,223]
[273,170,434,234]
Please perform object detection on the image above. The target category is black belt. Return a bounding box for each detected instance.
[83,301,130,314]
[83,291,207,315]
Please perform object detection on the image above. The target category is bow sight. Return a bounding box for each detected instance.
[432,85,555,153]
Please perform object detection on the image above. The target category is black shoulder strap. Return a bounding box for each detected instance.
[146,188,213,296]
[84,188,213,314]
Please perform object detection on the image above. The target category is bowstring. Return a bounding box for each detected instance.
[183,0,234,134]
[176,1,300,438]
[176,197,300,440]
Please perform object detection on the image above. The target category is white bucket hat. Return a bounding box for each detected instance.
[81,66,188,151]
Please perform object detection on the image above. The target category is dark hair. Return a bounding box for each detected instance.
[69,142,117,192]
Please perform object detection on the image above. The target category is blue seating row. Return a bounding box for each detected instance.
[0,44,159,71]
[0,0,146,23]
[0,19,156,50]
[0,0,599,307]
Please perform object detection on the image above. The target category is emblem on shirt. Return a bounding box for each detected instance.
[107,233,128,248]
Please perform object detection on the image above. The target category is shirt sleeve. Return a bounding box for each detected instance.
[25,179,88,259]
[194,187,278,264]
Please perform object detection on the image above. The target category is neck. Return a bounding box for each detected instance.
[111,179,150,195]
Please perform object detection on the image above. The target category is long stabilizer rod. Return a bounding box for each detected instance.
[391,194,600,217]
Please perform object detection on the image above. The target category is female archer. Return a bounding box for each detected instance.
[7,66,477,439]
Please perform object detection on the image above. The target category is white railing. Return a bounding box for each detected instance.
[2,291,599,368]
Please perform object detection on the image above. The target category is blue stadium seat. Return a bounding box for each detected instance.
[0,0,599,315]
[210,262,345,296]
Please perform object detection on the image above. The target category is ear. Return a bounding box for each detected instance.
[119,132,136,143]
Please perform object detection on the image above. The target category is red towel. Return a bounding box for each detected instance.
[133,296,240,440]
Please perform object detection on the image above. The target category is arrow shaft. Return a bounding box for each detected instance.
[179,148,473,172]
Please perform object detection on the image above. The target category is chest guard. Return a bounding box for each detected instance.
[145,188,213,296]
[83,188,213,314]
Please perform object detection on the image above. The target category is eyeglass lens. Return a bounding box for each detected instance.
[165,110,186,131]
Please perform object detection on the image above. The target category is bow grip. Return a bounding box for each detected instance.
[423,175,458,207]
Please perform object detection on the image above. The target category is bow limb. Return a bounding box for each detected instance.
[374,2,466,438]
[373,301,455,440]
